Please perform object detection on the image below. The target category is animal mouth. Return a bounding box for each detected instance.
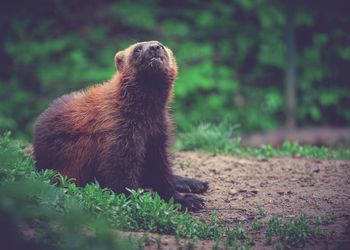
[150,57,162,63]
[148,56,164,69]
[138,52,168,74]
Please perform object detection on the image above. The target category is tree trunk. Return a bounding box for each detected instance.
[285,6,297,129]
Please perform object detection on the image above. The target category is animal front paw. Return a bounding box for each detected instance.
[175,193,205,212]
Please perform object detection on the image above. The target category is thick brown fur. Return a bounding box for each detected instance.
[33,41,205,211]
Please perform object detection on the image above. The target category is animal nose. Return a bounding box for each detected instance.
[149,44,161,52]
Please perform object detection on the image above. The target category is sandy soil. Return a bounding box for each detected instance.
[137,152,350,249]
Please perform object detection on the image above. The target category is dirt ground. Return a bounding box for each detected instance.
[137,151,350,249]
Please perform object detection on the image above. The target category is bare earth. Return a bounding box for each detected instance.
[137,151,350,249]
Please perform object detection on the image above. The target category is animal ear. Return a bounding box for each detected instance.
[114,51,125,70]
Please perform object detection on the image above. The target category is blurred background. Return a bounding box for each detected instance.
[0,0,349,144]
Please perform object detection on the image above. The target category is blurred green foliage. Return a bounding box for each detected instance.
[0,0,349,138]
[0,132,137,249]
[174,123,350,160]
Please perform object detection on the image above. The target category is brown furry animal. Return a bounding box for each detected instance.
[33,41,207,211]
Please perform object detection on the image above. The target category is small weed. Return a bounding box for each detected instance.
[234,223,248,239]
[251,218,261,230]
[257,205,266,217]
[174,233,181,247]
[240,242,250,250]
[304,171,319,186]
[224,223,248,248]
[213,239,220,250]
[155,235,162,249]
[186,237,198,250]
[140,232,151,246]
[179,160,191,169]
[265,215,284,244]
[315,216,322,225]
[306,171,314,180]
[225,232,238,249]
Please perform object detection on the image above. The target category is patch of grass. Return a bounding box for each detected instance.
[186,237,197,250]
[0,132,344,249]
[138,232,151,247]
[248,205,327,249]
[256,205,267,217]
[0,132,249,248]
[0,133,137,249]
[265,214,315,247]
[174,123,241,154]
[155,235,162,249]
[251,218,261,230]
[224,223,249,248]
[175,123,350,160]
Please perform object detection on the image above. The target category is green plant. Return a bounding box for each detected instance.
[224,223,248,248]
[175,123,350,160]
[0,133,137,249]
[265,215,314,247]
[251,218,261,230]
[155,235,162,249]
[174,123,241,154]
[186,237,197,250]
[179,160,191,170]
[256,205,267,217]
[139,232,151,247]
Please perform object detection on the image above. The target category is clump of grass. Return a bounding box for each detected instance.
[256,205,267,217]
[265,214,315,247]
[174,123,241,154]
[175,123,350,160]
[251,218,261,230]
[248,205,322,248]
[155,235,162,249]
[223,223,249,248]
[244,141,345,159]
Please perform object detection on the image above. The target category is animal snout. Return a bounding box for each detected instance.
[147,43,164,57]
[150,44,161,52]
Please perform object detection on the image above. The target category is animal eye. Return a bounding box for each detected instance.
[134,46,142,53]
